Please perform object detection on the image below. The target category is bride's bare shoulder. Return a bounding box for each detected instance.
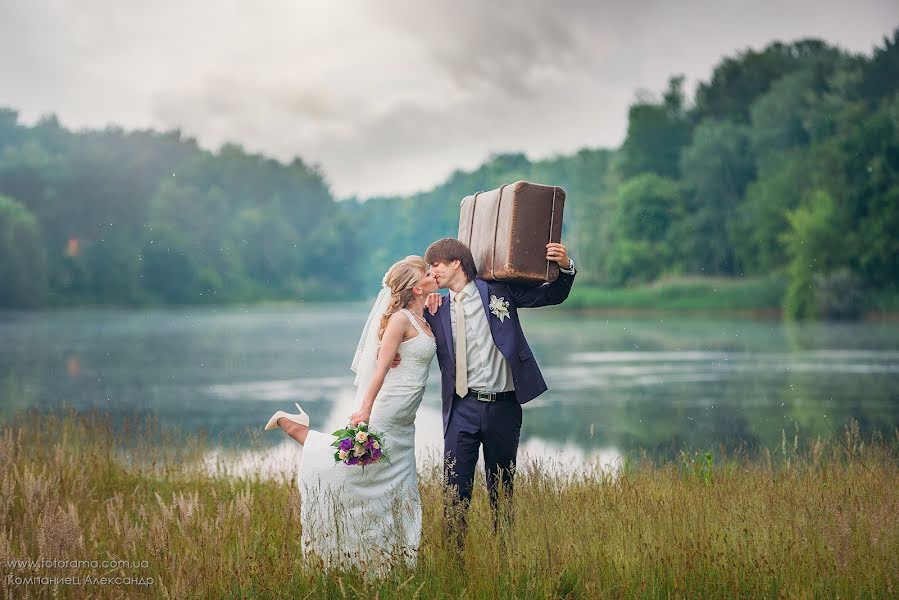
[386,310,413,329]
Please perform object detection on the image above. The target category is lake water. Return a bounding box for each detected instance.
[2,306,897,477]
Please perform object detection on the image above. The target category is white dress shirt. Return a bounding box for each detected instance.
[449,280,514,393]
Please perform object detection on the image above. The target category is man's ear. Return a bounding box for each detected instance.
[452,259,461,270]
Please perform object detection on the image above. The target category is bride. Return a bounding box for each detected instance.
[264,255,437,571]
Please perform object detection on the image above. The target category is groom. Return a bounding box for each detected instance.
[422,237,576,542]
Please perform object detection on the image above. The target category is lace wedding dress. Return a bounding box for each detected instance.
[298,309,436,571]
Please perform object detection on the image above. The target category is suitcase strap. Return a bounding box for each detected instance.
[466,191,480,248]
[490,184,507,280]
[546,186,557,281]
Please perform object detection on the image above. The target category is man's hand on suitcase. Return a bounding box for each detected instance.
[546,243,571,270]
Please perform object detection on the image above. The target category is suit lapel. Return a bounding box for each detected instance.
[475,279,500,343]
[439,296,454,360]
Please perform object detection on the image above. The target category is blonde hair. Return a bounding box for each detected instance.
[378,255,428,340]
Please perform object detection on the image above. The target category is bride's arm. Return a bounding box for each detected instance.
[350,313,408,425]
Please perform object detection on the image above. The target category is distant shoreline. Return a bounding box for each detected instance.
[4,275,897,320]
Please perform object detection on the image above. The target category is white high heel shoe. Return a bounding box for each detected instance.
[264,402,310,431]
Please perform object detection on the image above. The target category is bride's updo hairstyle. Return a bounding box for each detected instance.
[378,255,428,341]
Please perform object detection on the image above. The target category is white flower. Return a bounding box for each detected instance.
[353,444,365,457]
[355,431,368,443]
[489,295,510,322]
[338,450,348,460]
[372,440,380,449]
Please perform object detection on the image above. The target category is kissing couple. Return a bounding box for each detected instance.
[265,237,576,572]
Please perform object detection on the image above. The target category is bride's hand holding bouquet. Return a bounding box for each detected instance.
[331,419,388,468]
[349,404,372,427]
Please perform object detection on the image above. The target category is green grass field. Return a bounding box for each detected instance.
[564,275,788,313]
[3,410,897,598]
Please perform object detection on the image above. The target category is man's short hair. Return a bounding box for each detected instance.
[425,238,477,281]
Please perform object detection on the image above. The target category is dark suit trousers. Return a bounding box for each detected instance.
[444,392,522,532]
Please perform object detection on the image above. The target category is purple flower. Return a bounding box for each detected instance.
[364,438,374,450]
[361,455,374,466]
[339,438,353,451]
[346,456,360,466]
[371,448,382,460]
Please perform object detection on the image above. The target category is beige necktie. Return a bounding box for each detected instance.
[454,292,468,398]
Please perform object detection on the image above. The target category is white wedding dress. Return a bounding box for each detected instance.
[298,309,436,571]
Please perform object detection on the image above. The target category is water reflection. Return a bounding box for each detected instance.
[1,307,897,475]
[201,385,624,481]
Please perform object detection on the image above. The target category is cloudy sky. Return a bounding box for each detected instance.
[1,1,896,198]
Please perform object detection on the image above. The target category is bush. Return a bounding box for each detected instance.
[813,268,867,320]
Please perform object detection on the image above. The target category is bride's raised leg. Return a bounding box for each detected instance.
[265,403,310,445]
[278,418,309,445]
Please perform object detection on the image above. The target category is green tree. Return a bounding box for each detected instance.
[692,39,841,124]
[748,71,813,154]
[858,28,899,105]
[607,174,681,284]
[782,190,848,319]
[678,120,754,274]
[839,94,899,289]
[618,76,692,180]
[231,207,301,288]
[139,226,202,304]
[561,149,615,285]
[0,195,47,307]
[83,226,142,304]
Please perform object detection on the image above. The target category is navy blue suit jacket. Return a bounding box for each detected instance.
[424,271,576,435]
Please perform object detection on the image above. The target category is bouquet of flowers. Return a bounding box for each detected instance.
[331,422,388,467]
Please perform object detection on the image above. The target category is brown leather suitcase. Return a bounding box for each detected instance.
[458,180,565,284]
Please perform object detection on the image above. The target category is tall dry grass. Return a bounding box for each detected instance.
[1,409,897,599]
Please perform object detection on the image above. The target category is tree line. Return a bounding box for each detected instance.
[1,30,897,318]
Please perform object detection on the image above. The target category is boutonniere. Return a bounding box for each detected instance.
[489,295,510,322]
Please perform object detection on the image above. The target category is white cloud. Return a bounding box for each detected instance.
[0,0,896,197]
